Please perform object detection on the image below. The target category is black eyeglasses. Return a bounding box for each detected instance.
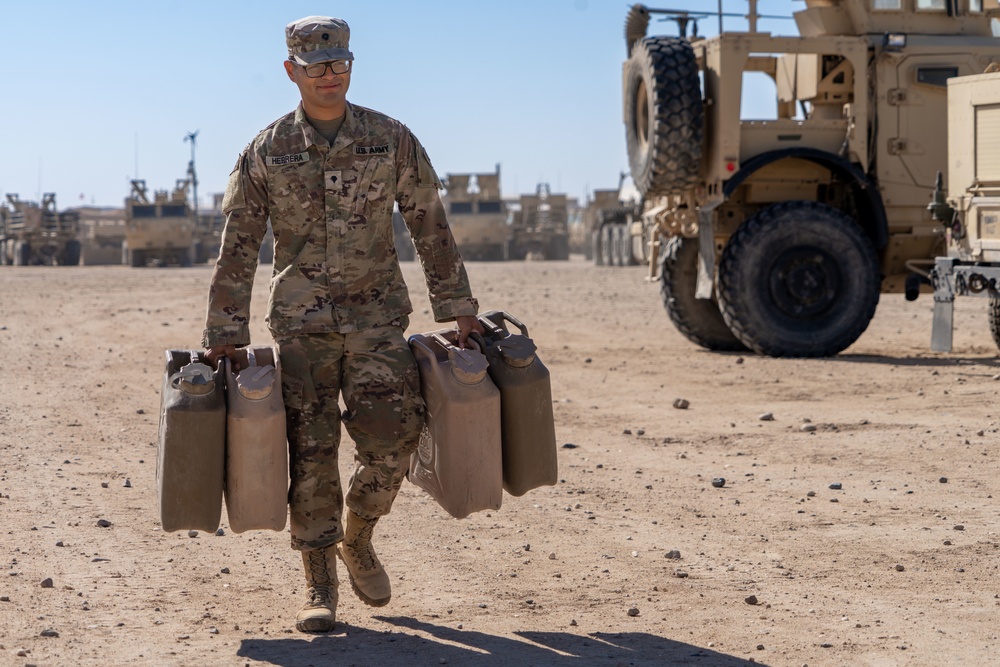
[298,60,352,78]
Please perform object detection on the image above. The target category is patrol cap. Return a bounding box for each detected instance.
[286,16,354,65]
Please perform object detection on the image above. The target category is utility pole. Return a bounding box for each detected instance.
[185,131,199,222]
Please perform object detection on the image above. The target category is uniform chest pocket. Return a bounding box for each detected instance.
[353,157,395,216]
[267,158,323,229]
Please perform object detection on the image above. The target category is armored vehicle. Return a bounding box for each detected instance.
[442,167,509,261]
[618,1,1000,357]
[0,193,80,266]
[927,69,1000,351]
[507,183,570,260]
[123,179,194,267]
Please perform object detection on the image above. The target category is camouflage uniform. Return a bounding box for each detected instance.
[203,100,478,550]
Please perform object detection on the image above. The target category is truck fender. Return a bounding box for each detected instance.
[722,147,889,251]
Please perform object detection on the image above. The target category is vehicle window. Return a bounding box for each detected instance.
[449,202,473,214]
[916,0,946,10]
[478,201,503,214]
[160,205,187,217]
[917,66,959,87]
[873,0,901,9]
[132,205,156,218]
[970,0,982,12]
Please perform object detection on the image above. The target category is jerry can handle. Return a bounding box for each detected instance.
[500,312,529,337]
[468,331,490,351]
[477,316,505,338]
[246,347,257,368]
[431,332,482,354]
[409,336,442,369]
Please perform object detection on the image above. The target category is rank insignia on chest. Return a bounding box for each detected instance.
[355,144,391,156]
[266,152,310,166]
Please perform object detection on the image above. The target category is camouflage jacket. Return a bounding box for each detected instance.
[202,102,478,347]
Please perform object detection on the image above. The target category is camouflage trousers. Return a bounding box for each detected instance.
[276,319,425,551]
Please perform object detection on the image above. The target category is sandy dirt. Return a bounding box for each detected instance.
[1,257,999,667]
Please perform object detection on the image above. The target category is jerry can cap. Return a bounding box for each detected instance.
[172,360,216,395]
[236,364,276,400]
[448,346,489,384]
[495,335,537,368]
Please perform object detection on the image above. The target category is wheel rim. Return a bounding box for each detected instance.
[768,247,841,319]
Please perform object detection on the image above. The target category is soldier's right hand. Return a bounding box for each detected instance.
[205,344,239,371]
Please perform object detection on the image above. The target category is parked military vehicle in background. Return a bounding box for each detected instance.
[618,1,1000,357]
[76,206,127,266]
[123,179,194,267]
[507,183,570,260]
[588,173,642,265]
[0,193,80,266]
[928,69,1000,352]
[442,167,509,261]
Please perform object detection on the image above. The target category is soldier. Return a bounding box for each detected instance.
[202,15,484,633]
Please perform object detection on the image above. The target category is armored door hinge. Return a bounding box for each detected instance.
[888,88,907,105]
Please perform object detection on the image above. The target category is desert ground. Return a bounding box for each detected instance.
[1,256,999,667]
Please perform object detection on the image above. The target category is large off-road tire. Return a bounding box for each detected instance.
[591,229,603,265]
[989,295,1000,352]
[615,223,635,266]
[14,241,31,266]
[0,240,8,266]
[600,224,616,266]
[660,236,746,351]
[624,36,703,197]
[60,239,81,266]
[717,201,880,358]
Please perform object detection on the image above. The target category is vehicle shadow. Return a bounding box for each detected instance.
[236,616,767,667]
[832,353,999,369]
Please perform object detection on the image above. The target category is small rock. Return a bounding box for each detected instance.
[806,491,816,497]
[664,550,681,560]
[711,478,726,488]
[136,409,145,415]
[584,358,592,364]
[636,428,645,436]
[548,552,557,560]
[570,619,578,626]
[829,483,843,490]
[40,629,59,638]
[674,570,689,578]
[40,578,53,588]
[208,627,219,634]
[895,564,905,572]
[954,525,965,531]
[561,443,578,449]
[55,541,64,547]
[220,567,230,574]
[96,519,111,528]
[623,428,632,435]
[215,528,225,536]
[100,482,109,488]
[759,412,774,421]
[672,398,690,410]
[188,530,199,538]
[627,607,640,617]
[16,649,28,657]
[736,357,744,364]
[123,479,132,488]
[800,424,817,432]
[939,477,948,483]
[0,596,9,602]
[944,540,952,545]
[757,644,765,650]
[745,595,759,605]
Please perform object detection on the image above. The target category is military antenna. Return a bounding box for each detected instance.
[185,131,199,221]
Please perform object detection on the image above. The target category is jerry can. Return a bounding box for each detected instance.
[157,350,226,533]
[224,346,289,533]
[407,330,502,519]
[476,311,558,496]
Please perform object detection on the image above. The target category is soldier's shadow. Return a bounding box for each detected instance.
[237,616,767,667]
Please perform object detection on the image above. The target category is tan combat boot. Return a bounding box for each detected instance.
[295,546,338,633]
[337,510,391,607]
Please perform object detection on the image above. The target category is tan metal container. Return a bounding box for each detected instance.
[224,347,289,533]
[157,350,225,533]
[407,330,502,519]
[477,311,558,496]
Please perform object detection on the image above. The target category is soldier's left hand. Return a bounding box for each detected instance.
[456,315,485,349]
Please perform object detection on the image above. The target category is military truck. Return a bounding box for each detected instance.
[589,173,643,265]
[0,193,80,266]
[122,179,194,267]
[441,167,509,261]
[618,1,1000,357]
[507,183,570,260]
[927,68,1000,351]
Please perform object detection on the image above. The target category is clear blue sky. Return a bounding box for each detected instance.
[0,1,798,209]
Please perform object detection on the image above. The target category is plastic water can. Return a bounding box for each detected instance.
[157,350,226,533]
[224,346,289,533]
[407,330,502,518]
[477,311,558,496]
